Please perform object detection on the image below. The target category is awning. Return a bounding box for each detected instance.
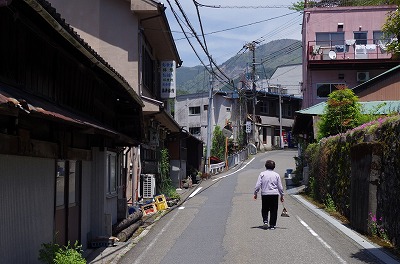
[153,111,181,133]
[0,85,140,145]
[260,116,294,127]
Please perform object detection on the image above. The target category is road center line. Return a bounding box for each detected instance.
[297,216,347,264]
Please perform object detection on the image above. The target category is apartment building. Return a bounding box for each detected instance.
[302,3,400,109]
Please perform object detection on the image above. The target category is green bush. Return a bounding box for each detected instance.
[39,241,86,264]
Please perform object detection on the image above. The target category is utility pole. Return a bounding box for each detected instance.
[279,89,284,149]
[251,44,257,144]
[244,41,259,144]
[205,72,213,175]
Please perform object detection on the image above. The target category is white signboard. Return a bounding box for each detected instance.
[160,60,176,99]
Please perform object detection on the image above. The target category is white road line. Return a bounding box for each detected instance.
[212,157,255,181]
[188,187,202,198]
[293,194,400,264]
[297,216,347,264]
[132,209,180,264]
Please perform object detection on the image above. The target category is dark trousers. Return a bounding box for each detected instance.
[261,194,279,226]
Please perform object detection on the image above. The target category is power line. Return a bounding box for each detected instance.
[171,0,234,89]
[194,1,292,9]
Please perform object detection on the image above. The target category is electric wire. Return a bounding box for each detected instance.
[174,11,300,41]
[173,0,233,88]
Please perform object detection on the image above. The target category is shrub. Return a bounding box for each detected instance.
[39,241,86,264]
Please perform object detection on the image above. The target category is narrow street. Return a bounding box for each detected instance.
[118,150,398,264]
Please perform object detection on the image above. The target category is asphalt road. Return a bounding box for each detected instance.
[118,150,398,264]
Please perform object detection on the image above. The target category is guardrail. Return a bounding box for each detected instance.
[206,147,250,175]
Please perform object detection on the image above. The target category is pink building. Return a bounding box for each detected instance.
[301,3,400,109]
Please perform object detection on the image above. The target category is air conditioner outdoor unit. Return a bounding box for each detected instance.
[141,174,155,198]
[357,72,369,82]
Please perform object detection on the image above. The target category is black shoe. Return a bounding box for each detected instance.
[263,222,269,229]
[269,226,275,230]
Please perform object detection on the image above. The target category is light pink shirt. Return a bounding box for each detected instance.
[254,169,284,196]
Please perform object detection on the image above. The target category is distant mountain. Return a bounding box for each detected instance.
[176,39,302,95]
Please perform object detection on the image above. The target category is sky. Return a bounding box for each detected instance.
[164,0,303,68]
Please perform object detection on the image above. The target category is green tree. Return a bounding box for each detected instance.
[317,85,362,139]
[211,126,225,161]
[382,4,400,55]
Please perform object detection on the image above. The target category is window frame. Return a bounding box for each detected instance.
[189,106,201,115]
[106,152,118,196]
[316,32,345,47]
[354,31,368,45]
[189,127,201,135]
[259,101,269,114]
[283,104,293,118]
[56,160,80,208]
[316,83,344,98]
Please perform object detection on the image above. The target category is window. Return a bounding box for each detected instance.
[142,46,156,94]
[56,160,80,207]
[189,127,201,135]
[260,101,269,114]
[316,32,344,46]
[68,160,77,205]
[189,106,200,115]
[107,152,117,195]
[316,83,343,98]
[204,105,208,111]
[373,30,393,46]
[283,104,292,118]
[354,31,367,45]
[56,161,66,207]
[373,31,384,44]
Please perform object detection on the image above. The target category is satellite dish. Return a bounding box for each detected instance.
[328,50,337,60]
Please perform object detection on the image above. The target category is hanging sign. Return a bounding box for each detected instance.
[160,60,176,99]
[245,121,252,134]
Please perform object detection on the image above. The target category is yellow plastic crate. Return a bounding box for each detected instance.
[155,194,168,211]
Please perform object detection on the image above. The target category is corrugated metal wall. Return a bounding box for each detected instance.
[0,154,55,264]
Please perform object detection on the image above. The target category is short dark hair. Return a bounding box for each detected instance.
[265,160,275,170]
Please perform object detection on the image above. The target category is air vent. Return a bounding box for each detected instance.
[357,72,369,82]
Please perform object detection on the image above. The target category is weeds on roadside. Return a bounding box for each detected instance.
[324,194,336,212]
[368,212,391,244]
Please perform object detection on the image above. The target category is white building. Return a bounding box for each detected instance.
[175,91,242,145]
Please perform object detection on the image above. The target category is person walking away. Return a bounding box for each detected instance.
[253,160,284,230]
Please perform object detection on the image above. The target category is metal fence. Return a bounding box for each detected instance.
[207,147,250,175]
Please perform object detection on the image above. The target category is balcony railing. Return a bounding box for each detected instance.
[308,39,393,62]
[305,0,386,8]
